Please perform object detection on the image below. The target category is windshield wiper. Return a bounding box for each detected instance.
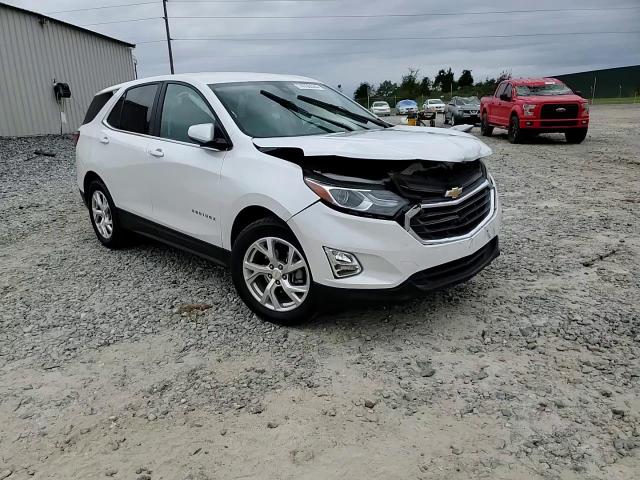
[296,95,389,128]
[260,90,353,132]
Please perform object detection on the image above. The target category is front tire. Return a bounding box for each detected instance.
[508,114,525,144]
[87,180,128,248]
[231,218,317,325]
[480,112,493,136]
[565,128,588,144]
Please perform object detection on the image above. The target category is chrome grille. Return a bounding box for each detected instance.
[405,181,494,243]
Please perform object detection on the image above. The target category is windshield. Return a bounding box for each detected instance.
[461,96,479,105]
[516,83,573,96]
[428,99,444,105]
[372,102,388,107]
[210,81,385,138]
[398,100,416,106]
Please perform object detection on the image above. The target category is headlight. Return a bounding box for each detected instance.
[582,102,590,114]
[304,177,408,217]
[523,104,536,116]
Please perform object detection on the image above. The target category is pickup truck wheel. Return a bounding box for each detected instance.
[231,217,317,325]
[480,113,493,136]
[508,114,525,144]
[565,128,588,144]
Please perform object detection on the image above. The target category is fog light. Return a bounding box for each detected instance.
[526,121,533,126]
[323,247,362,278]
[582,120,588,124]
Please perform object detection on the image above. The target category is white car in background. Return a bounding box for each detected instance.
[76,72,501,324]
[424,98,446,113]
[370,101,391,116]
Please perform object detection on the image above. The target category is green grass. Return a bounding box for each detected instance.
[591,97,639,105]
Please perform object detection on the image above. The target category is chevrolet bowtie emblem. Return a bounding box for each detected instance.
[445,187,463,199]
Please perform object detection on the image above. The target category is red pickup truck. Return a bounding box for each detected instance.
[480,78,589,144]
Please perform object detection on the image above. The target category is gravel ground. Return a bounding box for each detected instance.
[0,104,639,480]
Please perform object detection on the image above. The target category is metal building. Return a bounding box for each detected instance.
[0,2,136,137]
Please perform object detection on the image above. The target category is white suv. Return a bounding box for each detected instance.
[76,72,501,324]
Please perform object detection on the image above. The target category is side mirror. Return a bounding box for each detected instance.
[574,90,583,97]
[499,93,510,102]
[187,123,229,150]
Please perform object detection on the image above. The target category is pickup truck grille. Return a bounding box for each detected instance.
[406,182,493,242]
[540,103,578,119]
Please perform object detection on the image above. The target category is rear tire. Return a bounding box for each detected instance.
[480,112,493,136]
[565,128,588,144]
[508,114,525,144]
[231,217,318,325]
[87,180,128,249]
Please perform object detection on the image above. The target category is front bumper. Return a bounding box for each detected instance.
[520,117,589,130]
[315,237,499,302]
[456,112,480,122]
[287,196,501,290]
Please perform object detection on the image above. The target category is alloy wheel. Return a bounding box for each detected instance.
[242,237,310,312]
[91,190,113,239]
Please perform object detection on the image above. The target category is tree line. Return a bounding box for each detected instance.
[354,67,512,106]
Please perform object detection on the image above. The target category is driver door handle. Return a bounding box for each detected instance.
[100,135,109,144]
[149,148,164,158]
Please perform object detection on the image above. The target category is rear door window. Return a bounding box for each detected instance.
[83,92,113,124]
[107,83,159,134]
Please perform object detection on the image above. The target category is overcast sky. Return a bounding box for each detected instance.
[5,0,640,94]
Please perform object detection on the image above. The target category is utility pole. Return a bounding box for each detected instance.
[162,0,174,74]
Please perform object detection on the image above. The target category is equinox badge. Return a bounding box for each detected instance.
[445,187,463,199]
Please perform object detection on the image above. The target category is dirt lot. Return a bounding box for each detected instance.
[1,105,639,480]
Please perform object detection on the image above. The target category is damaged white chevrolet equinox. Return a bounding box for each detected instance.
[76,73,501,324]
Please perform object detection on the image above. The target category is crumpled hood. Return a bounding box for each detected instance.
[253,126,492,163]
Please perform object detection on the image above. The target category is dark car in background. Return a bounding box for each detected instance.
[445,96,480,125]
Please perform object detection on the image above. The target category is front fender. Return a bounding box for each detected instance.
[512,103,524,118]
[219,151,319,249]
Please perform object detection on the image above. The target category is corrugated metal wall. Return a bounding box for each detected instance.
[0,5,135,136]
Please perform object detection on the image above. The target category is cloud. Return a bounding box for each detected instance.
[7,0,640,94]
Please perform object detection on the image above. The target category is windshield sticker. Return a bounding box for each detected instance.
[293,83,325,90]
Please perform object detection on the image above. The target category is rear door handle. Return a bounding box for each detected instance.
[149,148,164,158]
[100,135,109,144]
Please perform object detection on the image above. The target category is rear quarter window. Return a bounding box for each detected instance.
[82,92,113,125]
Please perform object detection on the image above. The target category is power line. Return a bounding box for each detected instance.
[45,2,160,14]
[170,6,640,20]
[69,6,640,27]
[81,17,163,26]
[169,0,336,2]
[133,31,639,43]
